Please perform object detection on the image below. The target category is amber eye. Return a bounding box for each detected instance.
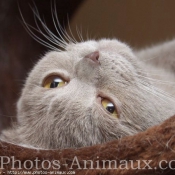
[43,76,67,88]
[101,98,118,117]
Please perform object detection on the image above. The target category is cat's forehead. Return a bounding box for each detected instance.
[66,39,132,55]
[35,39,134,72]
[43,39,132,61]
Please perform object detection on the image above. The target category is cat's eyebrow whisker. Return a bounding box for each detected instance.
[79,26,84,42]
[76,25,82,42]
[21,19,59,51]
[53,14,74,45]
[18,4,60,51]
[33,14,63,49]
[66,15,78,44]
[36,17,66,50]
[25,25,58,51]
[61,23,76,44]
[30,4,67,50]
[52,0,76,45]
[51,2,71,46]
[86,28,91,41]
[51,9,67,45]
[20,1,79,51]
[51,5,69,47]
[76,25,84,43]
[51,0,78,45]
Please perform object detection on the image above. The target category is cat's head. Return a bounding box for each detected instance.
[16,39,165,149]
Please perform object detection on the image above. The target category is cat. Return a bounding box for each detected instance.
[1,37,175,149]
[1,3,175,149]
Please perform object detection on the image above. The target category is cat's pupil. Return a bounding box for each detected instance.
[106,103,115,113]
[50,78,61,88]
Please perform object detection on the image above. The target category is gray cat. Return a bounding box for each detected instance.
[1,37,175,149]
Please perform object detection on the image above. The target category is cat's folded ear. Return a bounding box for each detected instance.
[135,39,175,72]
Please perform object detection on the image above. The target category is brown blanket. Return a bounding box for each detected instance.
[0,115,175,175]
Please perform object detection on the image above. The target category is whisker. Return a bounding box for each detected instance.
[139,85,168,103]
[53,1,75,44]
[18,3,60,51]
[66,14,78,44]
[20,18,59,51]
[138,74,175,85]
[76,25,84,42]
[18,1,75,52]
[51,2,73,46]
[31,3,66,49]
[86,29,90,41]
[138,80,175,103]
[33,14,60,48]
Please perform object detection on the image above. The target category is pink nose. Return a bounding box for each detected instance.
[84,51,100,64]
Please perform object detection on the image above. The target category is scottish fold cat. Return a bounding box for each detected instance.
[1,38,175,149]
[1,4,175,148]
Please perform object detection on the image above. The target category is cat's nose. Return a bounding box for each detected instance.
[84,51,100,64]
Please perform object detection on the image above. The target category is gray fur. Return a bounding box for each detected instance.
[1,39,175,149]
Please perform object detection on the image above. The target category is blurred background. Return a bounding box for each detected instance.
[1,0,175,131]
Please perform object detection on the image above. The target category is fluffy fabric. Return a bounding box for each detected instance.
[0,115,175,175]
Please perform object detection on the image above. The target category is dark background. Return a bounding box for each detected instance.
[0,0,83,131]
[1,0,175,131]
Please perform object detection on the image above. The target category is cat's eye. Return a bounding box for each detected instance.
[43,76,67,88]
[101,98,118,117]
